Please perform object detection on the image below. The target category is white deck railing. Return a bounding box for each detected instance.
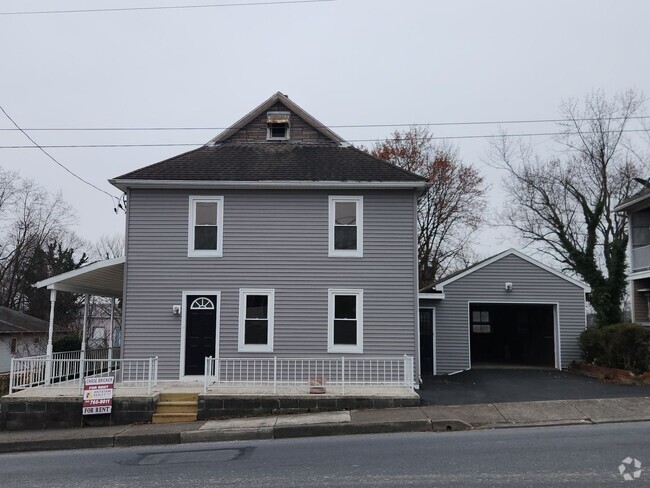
[204,355,415,394]
[9,351,157,395]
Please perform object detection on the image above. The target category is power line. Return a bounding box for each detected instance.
[0,116,647,132]
[0,106,120,204]
[0,0,335,16]
[0,128,647,149]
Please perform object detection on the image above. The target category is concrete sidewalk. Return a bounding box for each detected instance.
[1,396,649,454]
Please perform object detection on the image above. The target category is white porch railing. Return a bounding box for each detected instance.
[204,355,415,394]
[9,352,157,395]
[632,245,650,272]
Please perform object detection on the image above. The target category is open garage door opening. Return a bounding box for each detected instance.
[469,303,556,368]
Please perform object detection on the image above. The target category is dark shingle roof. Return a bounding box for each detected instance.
[0,307,62,334]
[113,143,427,184]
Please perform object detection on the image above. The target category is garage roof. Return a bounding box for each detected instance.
[34,256,124,298]
[423,249,591,293]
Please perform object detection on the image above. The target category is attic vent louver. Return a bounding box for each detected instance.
[267,111,290,140]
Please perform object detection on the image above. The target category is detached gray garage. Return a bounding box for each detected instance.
[419,249,590,376]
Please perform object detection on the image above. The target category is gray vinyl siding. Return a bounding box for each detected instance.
[123,188,418,379]
[434,254,587,374]
[632,278,650,324]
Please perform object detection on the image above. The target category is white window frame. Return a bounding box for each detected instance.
[188,196,224,257]
[328,288,363,353]
[328,196,363,258]
[266,111,291,141]
[238,288,275,353]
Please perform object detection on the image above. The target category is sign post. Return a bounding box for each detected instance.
[82,377,114,415]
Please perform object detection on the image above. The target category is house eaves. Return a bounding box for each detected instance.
[109,179,429,192]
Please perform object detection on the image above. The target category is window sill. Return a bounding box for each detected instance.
[238,345,274,353]
[188,251,223,258]
[328,345,363,354]
[328,251,363,258]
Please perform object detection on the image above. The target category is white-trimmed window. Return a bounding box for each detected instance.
[238,289,275,352]
[328,289,363,353]
[188,196,224,257]
[328,196,363,257]
[267,111,290,140]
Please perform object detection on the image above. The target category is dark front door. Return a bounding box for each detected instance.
[420,309,434,375]
[185,295,217,375]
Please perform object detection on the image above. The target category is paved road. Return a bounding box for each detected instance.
[419,368,650,405]
[1,422,649,487]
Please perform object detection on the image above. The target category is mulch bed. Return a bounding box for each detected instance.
[570,363,650,385]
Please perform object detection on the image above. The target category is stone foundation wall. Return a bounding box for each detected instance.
[0,396,156,431]
[198,395,420,420]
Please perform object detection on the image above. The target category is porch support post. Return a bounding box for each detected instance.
[45,289,57,385]
[79,294,89,387]
[108,297,115,373]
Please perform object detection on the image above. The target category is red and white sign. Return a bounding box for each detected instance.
[82,376,114,415]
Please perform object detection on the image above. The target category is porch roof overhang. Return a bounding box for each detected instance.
[34,256,125,298]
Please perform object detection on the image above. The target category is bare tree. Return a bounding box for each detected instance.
[0,174,77,311]
[371,127,487,285]
[490,89,647,325]
[91,232,124,261]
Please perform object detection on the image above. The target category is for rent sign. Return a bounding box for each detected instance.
[82,376,114,415]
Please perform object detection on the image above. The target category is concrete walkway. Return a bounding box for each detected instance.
[1,396,649,454]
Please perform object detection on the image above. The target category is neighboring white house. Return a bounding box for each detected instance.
[0,307,58,373]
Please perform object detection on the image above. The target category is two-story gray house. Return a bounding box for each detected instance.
[615,183,650,325]
[108,92,428,381]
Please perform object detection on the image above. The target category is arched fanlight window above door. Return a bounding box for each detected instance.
[190,297,215,310]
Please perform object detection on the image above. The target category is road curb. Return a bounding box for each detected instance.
[273,419,434,439]
[430,419,472,432]
[113,432,181,448]
[181,428,274,444]
[0,436,115,454]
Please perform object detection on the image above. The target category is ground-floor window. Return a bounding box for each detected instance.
[238,288,275,352]
[328,288,363,353]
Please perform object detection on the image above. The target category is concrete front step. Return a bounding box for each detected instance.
[156,401,198,414]
[152,413,198,424]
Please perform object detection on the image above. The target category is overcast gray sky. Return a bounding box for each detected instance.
[1,0,648,258]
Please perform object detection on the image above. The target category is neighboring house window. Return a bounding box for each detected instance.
[328,196,363,257]
[10,338,17,354]
[188,196,224,257]
[238,289,275,352]
[632,226,650,247]
[471,310,491,334]
[328,289,363,353]
[267,111,290,140]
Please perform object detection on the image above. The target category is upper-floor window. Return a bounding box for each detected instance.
[238,289,275,352]
[267,111,290,140]
[328,196,363,257]
[328,289,363,353]
[188,196,224,257]
[632,226,650,248]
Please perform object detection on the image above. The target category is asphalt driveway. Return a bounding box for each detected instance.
[419,368,650,405]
